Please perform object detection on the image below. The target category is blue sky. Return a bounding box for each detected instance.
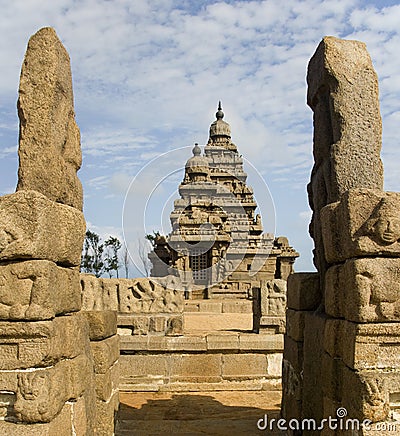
[1,0,400,275]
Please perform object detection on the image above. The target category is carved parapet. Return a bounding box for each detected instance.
[321,189,400,264]
[81,275,185,336]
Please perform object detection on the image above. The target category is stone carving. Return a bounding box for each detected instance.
[321,189,400,263]
[12,355,91,423]
[325,258,400,323]
[16,27,83,210]
[0,27,121,434]
[0,314,88,370]
[261,279,287,317]
[307,36,383,274]
[0,260,81,320]
[81,275,184,314]
[283,36,399,430]
[0,190,85,266]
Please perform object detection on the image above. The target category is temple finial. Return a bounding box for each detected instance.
[216,101,224,120]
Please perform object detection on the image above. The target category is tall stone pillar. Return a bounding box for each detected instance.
[282,37,400,435]
[0,27,117,434]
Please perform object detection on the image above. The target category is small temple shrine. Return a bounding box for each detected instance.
[149,103,298,299]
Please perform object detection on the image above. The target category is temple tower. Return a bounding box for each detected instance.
[149,103,298,299]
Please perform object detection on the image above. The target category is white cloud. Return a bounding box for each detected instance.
[1,0,400,272]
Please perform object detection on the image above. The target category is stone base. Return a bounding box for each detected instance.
[119,332,283,392]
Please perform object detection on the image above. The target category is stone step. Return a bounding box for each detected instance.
[184,312,253,332]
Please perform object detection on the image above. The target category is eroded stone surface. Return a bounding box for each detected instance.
[322,189,400,263]
[16,27,83,210]
[0,190,85,266]
[1,354,93,423]
[0,313,89,369]
[81,275,184,314]
[325,257,400,322]
[0,260,81,320]
[307,37,383,273]
[260,279,286,317]
[324,319,400,371]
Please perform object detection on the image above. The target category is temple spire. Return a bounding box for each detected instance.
[216,101,224,120]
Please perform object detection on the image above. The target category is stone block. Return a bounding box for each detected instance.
[321,189,400,264]
[94,390,119,436]
[284,334,303,373]
[281,359,302,422]
[286,309,306,342]
[166,315,184,336]
[170,354,222,382]
[324,319,400,371]
[302,312,327,424]
[222,300,252,313]
[0,190,85,266]
[307,37,383,201]
[260,279,287,316]
[149,316,166,333]
[341,366,400,423]
[16,27,83,209]
[0,354,92,423]
[267,353,282,377]
[199,301,222,313]
[81,274,103,310]
[206,332,239,350]
[321,352,342,401]
[0,401,73,435]
[238,333,283,351]
[325,257,400,322]
[258,316,286,334]
[91,334,120,374]
[119,354,169,379]
[83,310,117,340]
[0,313,89,370]
[100,278,119,311]
[117,277,184,314]
[119,335,148,351]
[131,316,150,335]
[287,272,321,311]
[95,361,119,402]
[0,260,81,321]
[222,354,267,379]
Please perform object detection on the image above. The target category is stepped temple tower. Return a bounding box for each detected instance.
[149,103,298,299]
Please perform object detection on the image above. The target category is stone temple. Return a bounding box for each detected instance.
[149,102,299,300]
[4,27,400,435]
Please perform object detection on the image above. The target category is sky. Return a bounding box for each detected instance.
[1,0,400,276]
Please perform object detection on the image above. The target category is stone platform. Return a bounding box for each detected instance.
[119,331,283,392]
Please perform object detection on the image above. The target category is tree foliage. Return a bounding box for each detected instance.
[81,230,122,278]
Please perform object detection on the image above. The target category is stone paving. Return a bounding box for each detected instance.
[116,390,286,435]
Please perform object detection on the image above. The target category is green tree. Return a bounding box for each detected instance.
[104,236,122,278]
[81,230,105,278]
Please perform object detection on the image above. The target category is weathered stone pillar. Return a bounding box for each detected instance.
[0,27,117,434]
[282,36,400,435]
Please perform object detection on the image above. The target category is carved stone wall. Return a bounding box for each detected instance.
[81,274,184,336]
[282,36,400,435]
